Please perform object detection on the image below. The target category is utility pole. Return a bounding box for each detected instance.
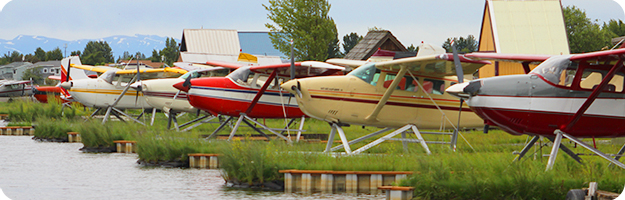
[64,43,67,57]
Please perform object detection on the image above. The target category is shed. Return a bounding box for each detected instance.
[344,30,407,60]
[477,0,570,78]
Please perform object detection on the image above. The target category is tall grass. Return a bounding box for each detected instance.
[33,117,74,141]
[136,131,224,164]
[76,120,140,148]
[5,98,87,122]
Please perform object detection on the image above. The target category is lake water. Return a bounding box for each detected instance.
[0,136,381,200]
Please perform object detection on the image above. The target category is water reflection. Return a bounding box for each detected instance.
[0,136,382,200]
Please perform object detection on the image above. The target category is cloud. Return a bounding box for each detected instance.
[0,0,9,12]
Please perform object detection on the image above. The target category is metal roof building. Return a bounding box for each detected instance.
[179,29,282,65]
[477,0,570,78]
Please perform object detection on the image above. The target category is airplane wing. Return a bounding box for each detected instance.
[464,53,553,64]
[174,62,228,72]
[569,48,625,62]
[326,58,368,68]
[47,75,61,80]
[250,61,345,78]
[113,67,187,75]
[373,54,491,77]
[205,61,245,69]
[70,64,119,73]
[0,80,31,87]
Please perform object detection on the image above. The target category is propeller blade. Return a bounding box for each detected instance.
[65,59,71,83]
[135,54,141,105]
[451,39,464,83]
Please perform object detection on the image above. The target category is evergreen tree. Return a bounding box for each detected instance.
[34,47,46,61]
[46,47,63,61]
[342,32,362,55]
[150,49,161,62]
[442,35,478,53]
[160,37,179,66]
[81,41,114,65]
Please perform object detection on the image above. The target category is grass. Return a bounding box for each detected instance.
[4,97,88,122]
[33,117,73,141]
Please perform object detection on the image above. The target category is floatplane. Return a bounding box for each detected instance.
[59,56,187,124]
[446,47,625,170]
[281,43,490,154]
[173,60,345,142]
[0,80,33,99]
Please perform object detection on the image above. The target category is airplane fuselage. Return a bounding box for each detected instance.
[185,77,303,118]
[138,78,196,113]
[282,72,484,129]
[66,78,152,109]
[466,74,625,138]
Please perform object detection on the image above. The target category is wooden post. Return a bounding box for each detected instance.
[302,173,312,194]
[283,171,293,193]
[209,156,218,169]
[370,174,383,195]
[320,173,333,194]
[346,174,358,194]
[379,186,414,200]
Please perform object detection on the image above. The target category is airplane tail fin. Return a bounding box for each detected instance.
[60,56,90,82]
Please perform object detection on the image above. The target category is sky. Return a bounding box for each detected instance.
[0,0,622,48]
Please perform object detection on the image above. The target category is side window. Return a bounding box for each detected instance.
[383,74,419,92]
[557,62,578,87]
[580,69,624,92]
[423,78,445,95]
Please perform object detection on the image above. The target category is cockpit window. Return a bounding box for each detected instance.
[100,70,118,84]
[348,63,381,85]
[530,56,576,85]
[180,70,202,80]
[227,66,251,83]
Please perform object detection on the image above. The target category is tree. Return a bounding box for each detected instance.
[70,50,81,57]
[34,47,46,61]
[603,19,625,37]
[342,32,362,55]
[327,38,343,58]
[264,0,339,61]
[81,41,114,65]
[160,37,179,66]
[23,54,39,63]
[46,47,63,61]
[406,44,418,53]
[8,51,23,62]
[563,6,614,53]
[150,49,161,62]
[442,35,478,53]
[22,68,43,84]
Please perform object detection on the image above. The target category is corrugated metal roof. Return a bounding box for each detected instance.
[488,0,569,55]
[180,29,241,55]
[344,31,406,60]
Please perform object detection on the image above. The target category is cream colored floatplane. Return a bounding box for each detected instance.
[281,43,490,154]
[59,56,187,124]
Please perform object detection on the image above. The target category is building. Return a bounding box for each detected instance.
[476,0,570,78]
[178,29,283,65]
[344,30,409,60]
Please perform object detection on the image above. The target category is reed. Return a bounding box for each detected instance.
[135,131,224,164]
[33,117,73,141]
[76,120,139,148]
[5,99,87,122]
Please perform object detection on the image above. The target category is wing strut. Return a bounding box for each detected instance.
[245,69,278,114]
[364,65,406,122]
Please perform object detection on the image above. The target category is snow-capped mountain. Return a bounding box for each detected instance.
[0,34,179,58]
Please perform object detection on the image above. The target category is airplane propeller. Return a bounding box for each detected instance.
[451,39,464,150]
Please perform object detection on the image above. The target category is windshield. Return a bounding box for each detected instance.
[226,66,251,82]
[530,55,575,85]
[179,70,202,80]
[347,63,380,84]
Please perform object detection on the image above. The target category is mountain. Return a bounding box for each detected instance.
[0,34,179,59]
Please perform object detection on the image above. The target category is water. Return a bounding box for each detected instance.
[0,136,381,200]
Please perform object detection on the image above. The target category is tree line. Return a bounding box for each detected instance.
[0,37,180,67]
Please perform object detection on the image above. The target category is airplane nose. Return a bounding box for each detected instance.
[445,80,483,99]
[445,82,470,99]
[130,82,143,91]
[60,81,72,90]
[173,81,189,92]
[281,80,302,98]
